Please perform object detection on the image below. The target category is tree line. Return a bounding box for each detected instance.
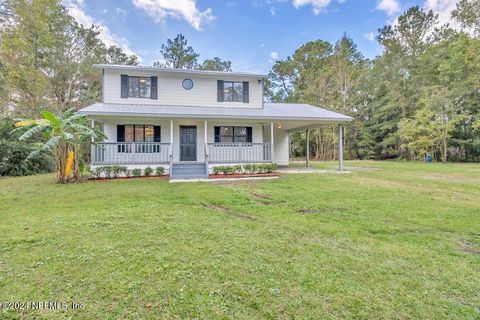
[267,1,480,162]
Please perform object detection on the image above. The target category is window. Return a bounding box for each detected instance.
[128,77,151,98]
[223,81,243,102]
[117,125,161,153]
[182,79,194,90]
[214,126,252,143]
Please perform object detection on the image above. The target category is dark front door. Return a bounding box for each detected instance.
[180,126,197,161]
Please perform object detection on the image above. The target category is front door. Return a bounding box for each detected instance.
[180,126,197,161]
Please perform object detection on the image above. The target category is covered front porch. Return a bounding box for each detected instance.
[89,117,347,176]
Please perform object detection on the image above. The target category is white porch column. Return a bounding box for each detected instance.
[170,120,174,145]
[338,124,343,172]
[90,119,95,142]
[204,120,208,143]
[270,122,275,163]
[305,129,309,168]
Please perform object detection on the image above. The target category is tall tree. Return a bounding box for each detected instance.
[452,0,480,37]
[155,34,199,69]
[198,57,232,71]
[0,0,139,117]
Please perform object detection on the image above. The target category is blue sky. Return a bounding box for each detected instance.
[65,0,458,74]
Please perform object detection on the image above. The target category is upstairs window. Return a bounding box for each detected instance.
[128,77,151,98]
[121,75,157,99]
[223,81,243,102]
[217,80,249,103]
[214,126,252,143]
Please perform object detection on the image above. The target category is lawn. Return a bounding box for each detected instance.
[0,161,479,319]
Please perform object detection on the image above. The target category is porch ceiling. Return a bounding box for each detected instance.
[79,103,352,125]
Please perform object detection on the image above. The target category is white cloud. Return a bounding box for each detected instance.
[131,0,215,31]
[375,0,401,16]
[64,0,138,58]
[424,0,458,26]
[364,32,375,41]
[292,0,345,14]
[269,51,279,63]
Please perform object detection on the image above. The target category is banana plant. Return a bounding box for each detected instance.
[14,109,104,183]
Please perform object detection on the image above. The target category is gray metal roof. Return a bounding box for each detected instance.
[79,102,353,122]
[94,64,267,79]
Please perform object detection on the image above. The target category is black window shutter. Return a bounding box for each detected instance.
[217,80,224,102]
[243,81,249,103]
[154,126,161,142]
[246,127,252,142]
[117,125,125,142]
[214,127,220,142]
[150,76,158,99]
[121,75,129,98]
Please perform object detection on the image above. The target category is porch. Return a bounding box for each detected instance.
[91,141,273,166]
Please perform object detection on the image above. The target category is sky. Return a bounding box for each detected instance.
[64,0,460,74]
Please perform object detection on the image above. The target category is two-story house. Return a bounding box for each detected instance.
[79,64,352,179]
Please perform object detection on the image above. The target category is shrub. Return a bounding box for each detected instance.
[212,166,221,175]
[132,168,142,177]
[103,166,113,179]
[271,163,278,172]
[119,166,128,177]
[91,167,103,179]
[0,118,54,177]
[233,165,243,174]
[243,163,252,173]
[0,140,54,176]
[251,163,258,173]
[155,166,165,176]
[112,165,122,178]
[123,167,131,178]
[144,167,153,176]
[264,163,277,173]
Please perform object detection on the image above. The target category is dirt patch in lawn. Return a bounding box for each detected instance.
[462,243,480,255]
[251,192,275,205]
[202,203,256,221]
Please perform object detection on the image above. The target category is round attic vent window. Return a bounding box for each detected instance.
[182,79,194,90]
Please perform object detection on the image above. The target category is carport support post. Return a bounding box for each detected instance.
[305,129,309,168]
[270,122,275,163]
[338,124,343,172]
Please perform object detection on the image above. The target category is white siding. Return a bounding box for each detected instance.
[263,125,290,166]
[103,70,263,109]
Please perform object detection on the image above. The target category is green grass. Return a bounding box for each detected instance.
[1,161,479,319]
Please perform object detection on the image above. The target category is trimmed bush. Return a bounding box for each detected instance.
[132,168,142,177]
[243,163,252,173]
[112,165,122,178]
[103,166,113,179]
[144,167,153,176]
[155,166,165,176]
[212,166,221,175]
[123,167,131,177]
[90,167,103,179]
[233,165,243,174]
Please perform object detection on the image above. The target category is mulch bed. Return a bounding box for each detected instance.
[89,175,169,182]
[209,173,279,179]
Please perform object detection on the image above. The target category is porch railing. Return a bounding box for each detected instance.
[208,143,272,163]
[92,142,171,165]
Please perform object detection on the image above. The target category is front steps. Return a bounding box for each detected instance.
[170,163,208,180]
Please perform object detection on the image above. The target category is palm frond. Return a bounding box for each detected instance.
[26,136,60,160]
[41,111,61,129]
[19,124,50,141]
